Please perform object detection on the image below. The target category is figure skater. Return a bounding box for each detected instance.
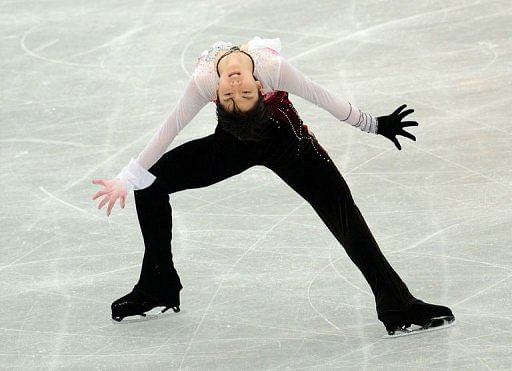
[92,37,454,337]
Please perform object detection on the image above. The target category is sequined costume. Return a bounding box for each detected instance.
[116,37,378,191]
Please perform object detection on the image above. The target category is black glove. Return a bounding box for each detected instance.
[377,104,419,150]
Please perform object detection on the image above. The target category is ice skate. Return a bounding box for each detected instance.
[111,286,180,322]
[383,299,455,338]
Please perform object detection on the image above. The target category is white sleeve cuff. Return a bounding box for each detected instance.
[116,158,157,191]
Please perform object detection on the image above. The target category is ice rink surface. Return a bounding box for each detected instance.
[1,0,511,369]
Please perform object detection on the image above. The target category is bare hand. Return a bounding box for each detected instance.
[91,178,127,217]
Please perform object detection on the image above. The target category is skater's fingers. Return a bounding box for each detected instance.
[398,108,414,120]
[391,136,402,151]
[402,120,419,128]
[92,179,107,186]
[391,104,407,116]
[399,129,416,141]
[120,189,126,209]
[98,195,110,210]
[92,189,108,200]
[107,196,118,217]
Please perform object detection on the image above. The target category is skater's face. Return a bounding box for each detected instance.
[217,52,262,113]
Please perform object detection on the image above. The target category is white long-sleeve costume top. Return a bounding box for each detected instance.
[116,37,378,192]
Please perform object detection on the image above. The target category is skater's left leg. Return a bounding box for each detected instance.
[262,133,416,321]
[264,133,453,333]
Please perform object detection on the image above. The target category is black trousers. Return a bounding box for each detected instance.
[132,96,416,323]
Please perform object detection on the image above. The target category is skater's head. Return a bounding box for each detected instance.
[216,89,268,127]
[216,48,263,113]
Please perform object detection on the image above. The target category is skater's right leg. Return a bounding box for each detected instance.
[112,129,256,321]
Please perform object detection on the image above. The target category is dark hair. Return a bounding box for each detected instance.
[216,91,273,141]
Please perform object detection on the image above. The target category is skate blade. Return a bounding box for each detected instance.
[383,316,455,339]
[111,306,176,324]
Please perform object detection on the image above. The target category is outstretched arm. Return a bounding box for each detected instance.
[274,56,418,149]
[115,78,209,191]
[275,57,378,134]
[92,77,209,216]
